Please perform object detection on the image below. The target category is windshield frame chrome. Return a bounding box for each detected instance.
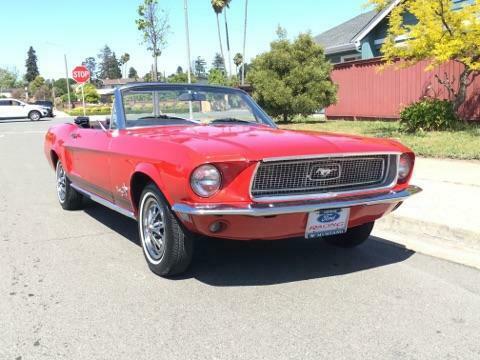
[115,83,277,130]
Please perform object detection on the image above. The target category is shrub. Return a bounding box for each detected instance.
[400,99,458,132]
[67,106,111,116]
[247,32,337,123]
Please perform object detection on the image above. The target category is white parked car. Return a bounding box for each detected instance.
[0,99,49,121]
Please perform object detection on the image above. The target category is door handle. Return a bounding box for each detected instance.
[70,133,80,139]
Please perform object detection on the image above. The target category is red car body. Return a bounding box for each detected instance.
[44,85,420,242]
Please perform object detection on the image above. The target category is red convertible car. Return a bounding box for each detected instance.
[44,83,421,276]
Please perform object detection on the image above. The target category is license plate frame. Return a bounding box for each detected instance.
[305,208,350,239]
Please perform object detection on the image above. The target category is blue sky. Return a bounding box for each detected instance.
[0,0,370,80]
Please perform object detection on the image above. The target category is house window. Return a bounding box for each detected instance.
[340,54,362,63]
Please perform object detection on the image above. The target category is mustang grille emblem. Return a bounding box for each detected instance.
[308,164,341,181]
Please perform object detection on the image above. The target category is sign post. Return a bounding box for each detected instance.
[71,65,91,117]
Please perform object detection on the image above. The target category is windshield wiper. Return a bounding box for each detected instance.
[211,118,256,125]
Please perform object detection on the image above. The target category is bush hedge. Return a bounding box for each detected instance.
[400,99,458,132]
[67,106,111,116]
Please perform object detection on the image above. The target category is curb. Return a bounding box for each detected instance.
[373,213,480,270]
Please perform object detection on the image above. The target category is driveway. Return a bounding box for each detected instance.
[1,117,479,360]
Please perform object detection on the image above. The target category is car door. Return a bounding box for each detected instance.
[10,100,27,117]
[64,125,114,202]
[0,100,9,117]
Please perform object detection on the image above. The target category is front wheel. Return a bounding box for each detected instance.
[56,160,83,210]
[138,184,193,277]
[29,110,41,121]
[324,221,374,248]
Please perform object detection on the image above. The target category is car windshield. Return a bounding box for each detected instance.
[121,86,272,128]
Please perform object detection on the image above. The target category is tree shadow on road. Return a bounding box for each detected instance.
[84,203,414,287]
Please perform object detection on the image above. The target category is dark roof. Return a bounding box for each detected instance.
[315,10,377,52]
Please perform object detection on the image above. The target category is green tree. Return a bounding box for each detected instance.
[176,66,184,74]
[29,75,45,95]
[212,53,225,72]
[167,72,196,83]
[53,78,74,97]
[119,53,130,78]
[82,57,97,82]
[25,46,39,82]
[0,68,18,89]
[248,32,337,122]
[136,0,170,81]
[208,68,229,85]
[143,71,153,82]
[128,67,139,79]
[369,0,480,116]
[194,56,207,79]
[238,62,249,79]
[97,45,122,79]
[34,85,51,101]
[82,83,100,103]
[233,52,243,78]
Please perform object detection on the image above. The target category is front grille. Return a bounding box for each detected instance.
[251,154,397,199]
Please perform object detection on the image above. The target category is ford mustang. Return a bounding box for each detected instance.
[44,83,421,277]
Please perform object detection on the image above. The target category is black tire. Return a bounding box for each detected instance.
[29,110,41,121]
[324,221,374,248]
[138,183,193,277]
[56,160,83,210]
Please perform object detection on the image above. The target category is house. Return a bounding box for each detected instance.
[315,0,473,64]
[315,0,480,120]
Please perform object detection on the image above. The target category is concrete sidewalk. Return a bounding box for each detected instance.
[374,157,480,269]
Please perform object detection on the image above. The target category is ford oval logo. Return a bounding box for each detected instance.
[317,212,340,223]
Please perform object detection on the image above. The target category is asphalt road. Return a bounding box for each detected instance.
[1,117,479,360]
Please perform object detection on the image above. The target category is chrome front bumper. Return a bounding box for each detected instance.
[172,185,422,217]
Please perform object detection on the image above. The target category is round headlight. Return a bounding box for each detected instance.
[190,164,221,197]
[398,153,412,182]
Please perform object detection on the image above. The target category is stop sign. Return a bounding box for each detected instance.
[72,66,90,84]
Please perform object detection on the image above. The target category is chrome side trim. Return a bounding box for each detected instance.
[172,185,422,217]
[71,183,136,220]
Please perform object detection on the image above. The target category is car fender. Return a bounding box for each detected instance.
[131,162,173,205]
[45,124,77,171]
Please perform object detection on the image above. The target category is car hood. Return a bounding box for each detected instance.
[29,105,47,111]
[125,124,409,162]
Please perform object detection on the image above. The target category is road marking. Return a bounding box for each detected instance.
[0,131,45,135]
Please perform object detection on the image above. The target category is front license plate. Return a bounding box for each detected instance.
[305,208,350,239]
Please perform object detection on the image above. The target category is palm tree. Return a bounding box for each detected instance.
[222,0,232,77]
[241,0,248,85]
[233,52,243,79]
[120,53,130,78]
[211,0,227,75]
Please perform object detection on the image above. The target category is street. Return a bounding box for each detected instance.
[1,117,479,360]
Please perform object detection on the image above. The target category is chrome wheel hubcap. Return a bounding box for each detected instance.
[142,196,165,261]
[56,163,66,203]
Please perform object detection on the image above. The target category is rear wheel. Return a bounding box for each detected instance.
[56,161,83,210]
[29,110,41,121]
[138,183,193,277]
[324,221,374,248]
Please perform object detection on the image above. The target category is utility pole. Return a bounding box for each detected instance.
[184,0,193,119]
[64,54,71,109]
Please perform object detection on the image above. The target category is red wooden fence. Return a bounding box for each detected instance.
[326,58,480,121]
